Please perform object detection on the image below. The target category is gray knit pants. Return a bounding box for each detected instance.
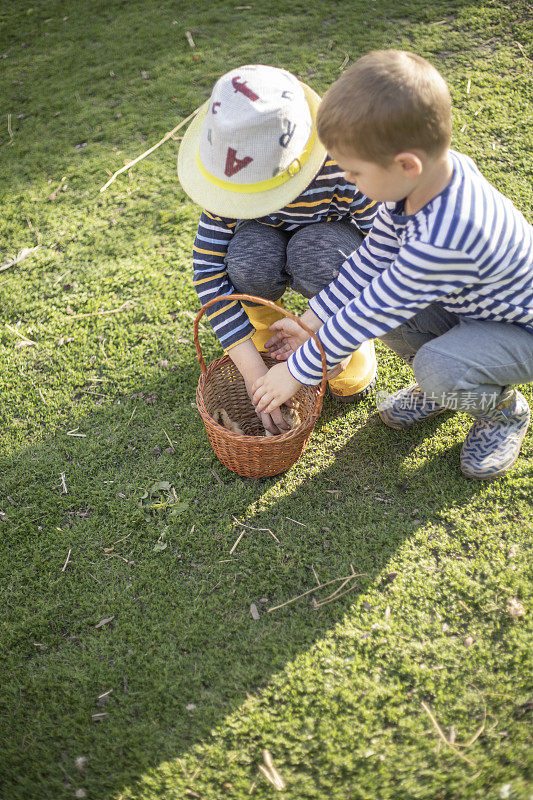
[225,219,363,303]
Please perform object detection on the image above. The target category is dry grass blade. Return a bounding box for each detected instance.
[61,549,72,572]
[1,245,41,272]
[313,577,359,608]
[5,323,37,345]
[211,468,223,485]
[514,40,532,61]
[267,570,366,613]
[229,529,245,555]
[100,107,201,192]
[420,702,477,767]
[7,112,14,144]
[258,764,284,791]
[457,686,487,748]
[262,750,286,790]
[95,616,115,628]
[63,300,134,320]
[231,515,280,543]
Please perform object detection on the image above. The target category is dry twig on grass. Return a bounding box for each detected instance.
[211,468,223,484]
[231,515,280,543]
[99,107,201,192]
[1,245,41,272]
[285,516,305,526]
[63,300,134,320]
[267,567,367,613]
[312,574,359,608]
[60,472,68,494]
[514,40,532,61]
[258,750,286,791]
[48,177,67,201]
[61,549,72,572]
[5,323,37,345]
[229,529,245,555]
[420,702,477,767]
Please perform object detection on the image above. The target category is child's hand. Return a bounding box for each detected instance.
[252,362,302,415]
[265,318,311,360]
[258,408,290,435]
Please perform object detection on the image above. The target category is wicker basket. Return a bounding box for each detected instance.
[194,294,327,478]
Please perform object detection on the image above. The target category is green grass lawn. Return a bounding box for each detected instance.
[1,1,532,798]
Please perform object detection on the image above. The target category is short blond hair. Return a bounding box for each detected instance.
[317,50,452,164]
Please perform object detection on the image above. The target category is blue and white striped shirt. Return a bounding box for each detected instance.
[289,150,533,384]
[192,158,377,350]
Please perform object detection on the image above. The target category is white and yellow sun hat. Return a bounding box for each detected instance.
[177,64,326,219]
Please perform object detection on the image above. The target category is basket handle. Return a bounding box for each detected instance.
[193,293,328,415]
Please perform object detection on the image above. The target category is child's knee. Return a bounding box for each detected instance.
[226,263,285,300]
[226,251,287,300]
[286,235,339,298]
[413,342,465,397]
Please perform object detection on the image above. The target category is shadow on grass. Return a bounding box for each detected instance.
[0,351,490,800]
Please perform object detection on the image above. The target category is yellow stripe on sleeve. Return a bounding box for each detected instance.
[353,200,377,214]
[224,331,254,352]
[193,271,227,286]
[286,192,352,209]
[206,300,238,320]
[203,211,237,227]
[193,245,227,257]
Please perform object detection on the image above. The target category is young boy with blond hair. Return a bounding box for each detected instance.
[252,50,533,479]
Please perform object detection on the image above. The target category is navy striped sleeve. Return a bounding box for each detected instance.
[266,159,378,233]
[289,241,479,384]
[192,211,254,350]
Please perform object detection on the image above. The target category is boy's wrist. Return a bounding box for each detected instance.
[300,307,322,332]
[227,340,268,392]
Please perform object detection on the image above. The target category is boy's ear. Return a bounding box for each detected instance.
[394,152,423,178]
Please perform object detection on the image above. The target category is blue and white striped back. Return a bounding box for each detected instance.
[289,150,533,385]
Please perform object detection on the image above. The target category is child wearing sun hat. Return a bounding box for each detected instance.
[178,64,378,435]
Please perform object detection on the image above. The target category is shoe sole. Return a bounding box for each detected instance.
[460,397,529,480]
[329,374,377,404]
[460,452,520,480]
[378,407,446,430]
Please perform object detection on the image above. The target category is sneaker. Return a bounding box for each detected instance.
[460,389,530,479]
[377,383,446,430]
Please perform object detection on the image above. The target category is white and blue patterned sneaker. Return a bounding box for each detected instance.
[377,383,446,430]
[460,389,530,480]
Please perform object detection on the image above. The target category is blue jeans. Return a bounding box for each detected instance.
[379,304,533,414]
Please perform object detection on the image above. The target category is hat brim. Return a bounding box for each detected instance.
[177,83,326,219]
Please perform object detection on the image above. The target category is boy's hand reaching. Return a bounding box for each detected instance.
[252,362,302,415]
[265,318,311,360]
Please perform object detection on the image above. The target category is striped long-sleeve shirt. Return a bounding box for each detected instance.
[289,150,533,384]
[192,158,377,350]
